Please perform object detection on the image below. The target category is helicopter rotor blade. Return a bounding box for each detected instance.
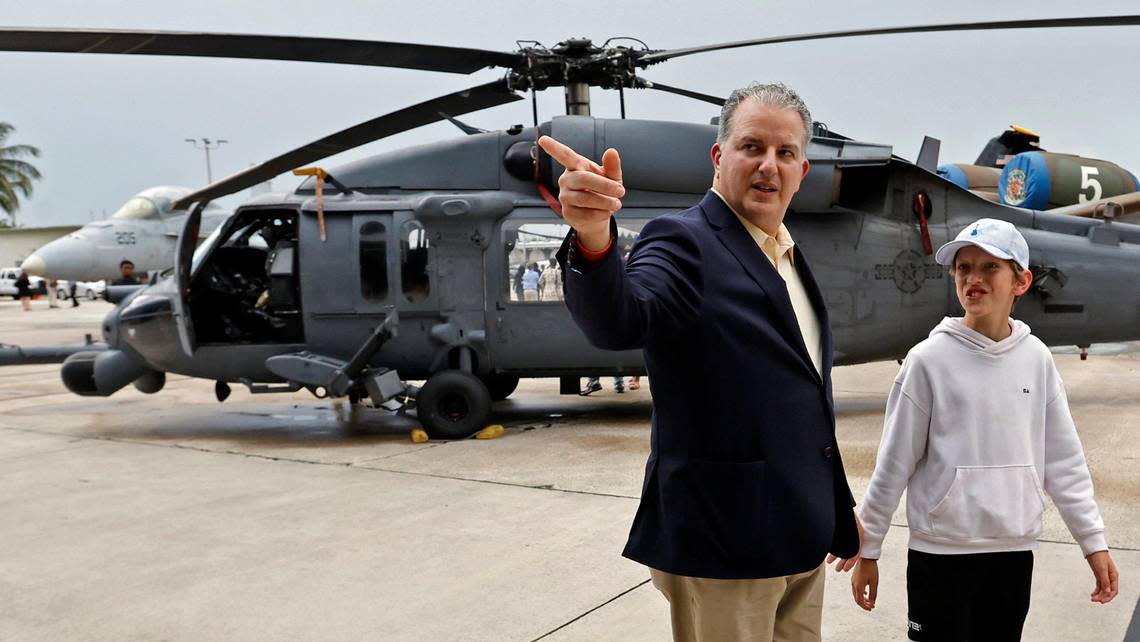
[0,27,523,74]
[636,79,725,106]
[172,79,522,209]
[640,14,1140,65]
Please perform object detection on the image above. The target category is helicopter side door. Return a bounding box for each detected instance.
[296,209,396,360]
[172,204,202,356]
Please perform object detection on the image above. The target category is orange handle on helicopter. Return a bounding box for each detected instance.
[293,167,328,241]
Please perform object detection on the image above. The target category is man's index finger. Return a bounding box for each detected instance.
[537,135,593,172]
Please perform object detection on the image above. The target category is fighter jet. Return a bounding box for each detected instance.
[20,186,230,282]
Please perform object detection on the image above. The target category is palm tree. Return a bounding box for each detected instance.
[0,122,43,227]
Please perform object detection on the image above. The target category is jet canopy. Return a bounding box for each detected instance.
[110,197,160,220]
[110,186,196,220]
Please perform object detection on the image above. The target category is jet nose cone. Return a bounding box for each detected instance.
[27,236,98,280]
[20,254,46,276]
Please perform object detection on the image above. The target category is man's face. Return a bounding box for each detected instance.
[952,245,1032,320]
[711,100,810,234]
[121,263,134,279]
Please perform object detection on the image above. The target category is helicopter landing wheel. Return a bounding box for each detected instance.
[481,373,520,401]
[416,370,492,439]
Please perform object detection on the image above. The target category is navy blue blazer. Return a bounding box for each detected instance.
[557,191,859,580]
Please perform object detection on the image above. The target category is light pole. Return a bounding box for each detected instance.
[184,137,228,184]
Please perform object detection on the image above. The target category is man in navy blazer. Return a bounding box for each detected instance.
[541,83,861,641]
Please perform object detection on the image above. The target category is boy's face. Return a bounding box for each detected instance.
[952,245,1032,319]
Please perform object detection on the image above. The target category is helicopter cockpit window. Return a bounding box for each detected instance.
[401,221,430,303]
[110,197,160,220]
[360,221,389,301]
[191,225,224,274]
[189,211,302,345]
[502,219,648,303]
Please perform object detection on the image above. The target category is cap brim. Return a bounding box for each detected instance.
[934,239,1015,266]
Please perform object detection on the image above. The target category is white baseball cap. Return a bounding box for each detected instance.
[935,218,1030,271]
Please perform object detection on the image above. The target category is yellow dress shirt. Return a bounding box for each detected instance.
[710,189,823,377]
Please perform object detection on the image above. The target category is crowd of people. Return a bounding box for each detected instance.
[511,258,563,302]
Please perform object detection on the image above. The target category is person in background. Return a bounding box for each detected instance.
[522,262,541,301]
[539,258,563,301]
[580,375,624,396]
[513,263,526,301]
[15,270,32,311]
[111,259,140,286]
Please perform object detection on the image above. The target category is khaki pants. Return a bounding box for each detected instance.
[650,563,825,642]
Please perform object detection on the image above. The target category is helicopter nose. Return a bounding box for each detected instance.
[25,236,98,280]
[20,254,46,276]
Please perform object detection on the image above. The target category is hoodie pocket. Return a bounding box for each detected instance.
[928,465,1046,541]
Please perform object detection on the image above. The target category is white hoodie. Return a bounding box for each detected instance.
[859,317,1107,559]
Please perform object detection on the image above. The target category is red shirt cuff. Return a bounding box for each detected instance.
[574,234,614,264]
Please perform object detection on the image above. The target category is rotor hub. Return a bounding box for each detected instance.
[508,38,659,93]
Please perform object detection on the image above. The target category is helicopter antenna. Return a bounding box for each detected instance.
[619,85,626,119]
[531,89,538,127]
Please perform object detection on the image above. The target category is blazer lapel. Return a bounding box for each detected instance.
[699,192,818,379]
[792,244,834,380]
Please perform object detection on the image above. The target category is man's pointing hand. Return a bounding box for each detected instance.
[537,135,624,252]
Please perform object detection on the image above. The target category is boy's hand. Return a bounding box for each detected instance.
[851,558,879,611]
[536,135,624,252]
[1087,550,1119,603]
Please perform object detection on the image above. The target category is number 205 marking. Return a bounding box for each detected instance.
[115,232,137,245]
[1079,166,1102,204]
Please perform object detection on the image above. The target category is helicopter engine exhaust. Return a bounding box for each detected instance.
[61,349,162,397]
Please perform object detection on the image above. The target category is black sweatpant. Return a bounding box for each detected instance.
[906,549,1034,641]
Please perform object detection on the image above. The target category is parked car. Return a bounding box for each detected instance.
[56,280,106,301]
[0,267,47,299]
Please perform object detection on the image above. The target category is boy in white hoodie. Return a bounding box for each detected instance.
[850,218,1119,640]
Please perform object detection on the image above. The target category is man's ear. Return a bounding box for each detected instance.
[800,158,811,181]
[710,143,722,175]
[1013,268,1034,296]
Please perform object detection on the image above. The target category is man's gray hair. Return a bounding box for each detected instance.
[716,82,812,153]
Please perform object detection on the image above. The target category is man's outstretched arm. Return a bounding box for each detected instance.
[540,136,702,350]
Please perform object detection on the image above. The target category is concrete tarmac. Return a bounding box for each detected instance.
[1,298,1137,641]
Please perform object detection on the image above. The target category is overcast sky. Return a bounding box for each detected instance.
[4,0,1139,227]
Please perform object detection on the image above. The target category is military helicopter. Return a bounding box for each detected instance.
[2,15,1139,438]
[19,186,230,282]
